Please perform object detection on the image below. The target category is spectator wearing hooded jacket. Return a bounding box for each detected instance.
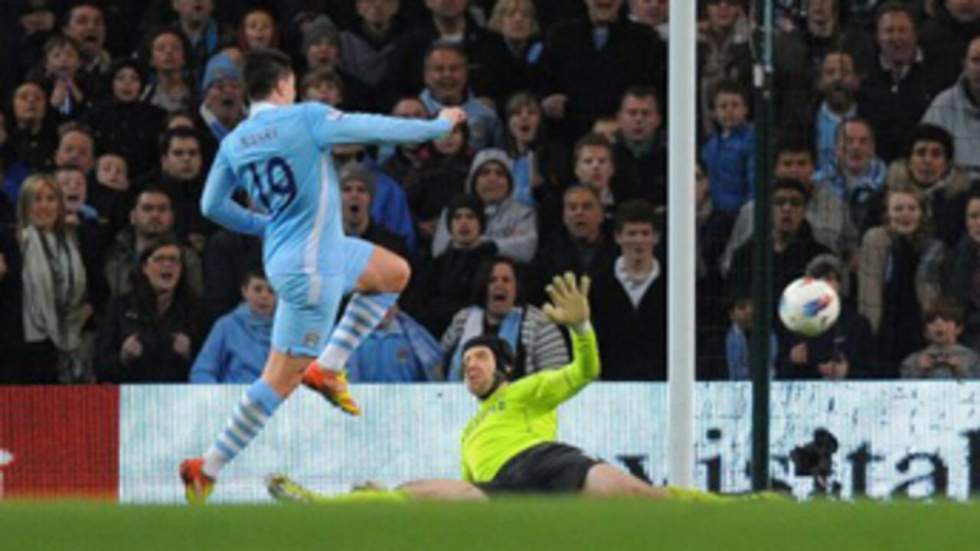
[922,36,980,180]
[431,148,537,263]
[190,268,273,383]
[407,193,498,338]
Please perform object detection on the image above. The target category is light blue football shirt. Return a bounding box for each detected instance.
[200,101,451,277]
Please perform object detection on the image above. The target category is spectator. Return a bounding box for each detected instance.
[501,92,570,208]
[813,118,887,233]
[8,0,58,92]
[190,268,274,383]
[408,193,497,337]
[725,293,779,381]
[32,34,91,120]
[407,123,472,247]
[340,0,413,87]
[15,173,91,384]
[813,50,862,170]
[727,179,832,310]
[922,36,980,179]
[419,41,503,150]
[300,67,344,107]
[383,0,509,103]
[900,298,980,379]
[590,199,667,380]
[612,86,667,208]
[381,95,436,196]
[237,7,280,52]
[195,52,245,154]
[96,237,203,383]
[773,0,875,92]
[82,58,167,178]
[171,0,227,75]
[341,163,411,261]
[858,2,945,163]
[90,152,132,237]
[571,134,619,223]
[299,16,377,112]
[942,191,980,349]
[432,148,537,262]
[153,127,211,252]
[62,2,110,83]
[629,0,669,40]
[485,0,545,107]
[778,254,874,380]
[697,0,752,137]
[53,122,95,174]
[141,27,193,113]
[442,255,568,380]
[859,182,945,376]
[5,80,57,197]
[918,0,980,91]
[331,142,419,255]
[54,165,108,311]
[531,184,618,305]
[346,304,444,382]
[103,187,203,299]
[538,0,666,144]
[701,80,755,217]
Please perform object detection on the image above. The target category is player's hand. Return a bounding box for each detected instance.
[437,107,467,128]
[543,272,591,327]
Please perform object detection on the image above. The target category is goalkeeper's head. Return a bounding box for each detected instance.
[461,335,515,400]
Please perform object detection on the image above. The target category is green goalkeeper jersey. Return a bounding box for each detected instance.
[459,328,600,483]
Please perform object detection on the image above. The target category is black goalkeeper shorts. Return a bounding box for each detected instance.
[477,442,602,495]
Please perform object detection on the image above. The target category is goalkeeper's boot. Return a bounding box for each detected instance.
[302,363,361,416]
[266,474,325,504]
[179,457,215,505]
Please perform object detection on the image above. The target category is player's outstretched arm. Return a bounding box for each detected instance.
[310,104,457,146]
[542,272,600,382]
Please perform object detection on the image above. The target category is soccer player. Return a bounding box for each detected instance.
[180,48,466,503]
[268,273,711,502]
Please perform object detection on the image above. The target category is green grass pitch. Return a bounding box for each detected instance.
[2,498,979,550]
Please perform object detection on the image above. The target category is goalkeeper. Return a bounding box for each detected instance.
[269,272,702,502]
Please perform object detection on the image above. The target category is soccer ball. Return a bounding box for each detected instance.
[778,277,841,337]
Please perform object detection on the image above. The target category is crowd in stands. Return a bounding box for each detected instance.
[2,0,980,385]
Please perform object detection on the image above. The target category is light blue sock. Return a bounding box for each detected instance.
[316,292,398,370]
[202,379,282,478]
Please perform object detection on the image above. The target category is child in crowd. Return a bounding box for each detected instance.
[701,80,755,216]
[190,269,275,383]
[900,298,980,379]
[726,295,777,381]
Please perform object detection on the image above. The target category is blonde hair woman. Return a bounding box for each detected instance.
[16,173,91,383]
[858,182,944,377]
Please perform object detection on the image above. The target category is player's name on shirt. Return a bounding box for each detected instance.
[239,126,278,149]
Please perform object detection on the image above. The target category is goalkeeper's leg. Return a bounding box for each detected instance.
[267,475,486,503]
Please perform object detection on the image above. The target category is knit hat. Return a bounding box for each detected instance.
[339,162,376,199]
[302,15,339,54]
[445,193,486,233]
[465,148,514,196]
[201,52,240,93]
[462,335,514,378]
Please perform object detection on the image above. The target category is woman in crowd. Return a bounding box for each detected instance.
[859,182,945,377]
[16,173,90,384]
[441,255,568,380]
[96,237,202,383]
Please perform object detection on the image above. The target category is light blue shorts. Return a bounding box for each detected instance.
[269,237,374,357]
